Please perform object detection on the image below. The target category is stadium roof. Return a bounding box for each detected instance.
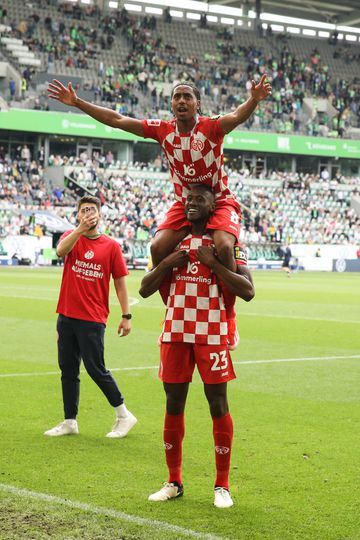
[112,0,360,32]
[206,1,360,28]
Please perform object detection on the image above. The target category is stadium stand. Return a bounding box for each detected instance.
[0,1,359,266]
[1,145,358,249]
[0,0,359,137]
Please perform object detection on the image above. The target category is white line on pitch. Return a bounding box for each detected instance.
[232,354,360,365]
[0,355,359,379]
[0,483,227,540]
[244,312,359,324]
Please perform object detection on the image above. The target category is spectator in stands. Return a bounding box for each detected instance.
[8,79,16,101]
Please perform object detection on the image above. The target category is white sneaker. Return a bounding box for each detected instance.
[214,487,234,508]
[106,412,137,438]
[44,420,78,437]
[148,482,184,502]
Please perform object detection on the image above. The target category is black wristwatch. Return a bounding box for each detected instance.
[122,313,132,320]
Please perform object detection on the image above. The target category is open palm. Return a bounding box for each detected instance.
[251,74,272,102]
[47,79,78,106]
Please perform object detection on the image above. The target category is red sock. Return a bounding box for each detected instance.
[212,413,233,489]
[164,413,185,485]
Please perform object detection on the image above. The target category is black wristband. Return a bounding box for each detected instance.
[122,313,132,320]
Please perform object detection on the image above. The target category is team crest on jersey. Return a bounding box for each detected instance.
[84,250,94,260]
[191,138,204,152]
[147,119,161,126]
[234,246,247,264]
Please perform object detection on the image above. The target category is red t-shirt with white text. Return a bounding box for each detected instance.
[56,232,128,323]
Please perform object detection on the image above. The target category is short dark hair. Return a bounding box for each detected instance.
[77,195,101,212]
[189,184,214,199]
[171,82,202,114]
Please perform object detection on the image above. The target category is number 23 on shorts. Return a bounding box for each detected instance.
[210,350,228,371]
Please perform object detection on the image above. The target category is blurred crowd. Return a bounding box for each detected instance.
[1,1,360,137]
[0,148,359,246]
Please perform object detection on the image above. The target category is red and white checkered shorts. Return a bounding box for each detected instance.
[159,342,236,384]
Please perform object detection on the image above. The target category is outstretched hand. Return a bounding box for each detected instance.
[47,79,78,106]
[251,74,272,102]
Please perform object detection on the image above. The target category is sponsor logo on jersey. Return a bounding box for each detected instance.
[215,446,230,455]
[191,139,204,152]
[147,119,161,126]
[84,250,94,260]
[234,246,247,264]
[183,164,196,177]
[186,261,199,275]
[164,442,173,450]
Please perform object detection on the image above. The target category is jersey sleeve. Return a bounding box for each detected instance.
[141,119,165,142]
[111,242,129,279]
[202,116,224,143]
[234,244,248,266]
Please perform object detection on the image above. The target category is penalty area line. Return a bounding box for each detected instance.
[0,355,359,379]
[0,483,228,540]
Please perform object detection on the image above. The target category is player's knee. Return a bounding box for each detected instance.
[208,398,228,418]
[166,396,186,415]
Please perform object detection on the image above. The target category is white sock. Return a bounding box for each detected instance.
[64,419,77,425]
[115,403,129,418]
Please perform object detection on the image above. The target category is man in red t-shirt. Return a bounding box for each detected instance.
[139,185,255,509]
[44,196,137,439]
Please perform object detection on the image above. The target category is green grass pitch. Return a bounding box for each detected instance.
[0,267,359,539]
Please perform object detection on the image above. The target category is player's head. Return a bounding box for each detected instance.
[185,184,215,222]
[171,82,202,119]
[77,196,101,230]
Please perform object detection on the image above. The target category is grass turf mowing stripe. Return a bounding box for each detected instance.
[0,355,359,378]
[0,483,228,540]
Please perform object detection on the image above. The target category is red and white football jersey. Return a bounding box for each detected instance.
[160,234,228,345]
[142,116,236,205]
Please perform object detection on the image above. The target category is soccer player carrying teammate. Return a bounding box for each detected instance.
[48,75,270,348]
[139,184,255,508]
[44,196,137,438]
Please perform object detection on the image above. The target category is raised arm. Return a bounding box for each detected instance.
[47,79,144,137]
[139,250,189,298]
[219,74,272,135]
[197,246,255,302]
